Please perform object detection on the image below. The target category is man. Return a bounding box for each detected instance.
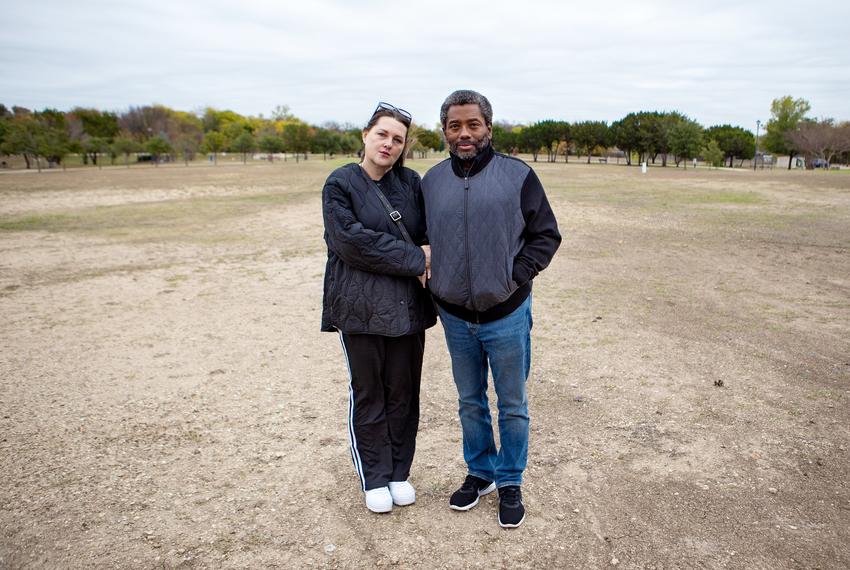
[422,90,561,528]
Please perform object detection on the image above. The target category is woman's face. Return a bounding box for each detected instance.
[362,116,408,172]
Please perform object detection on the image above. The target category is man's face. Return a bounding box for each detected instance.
[444,104,492,160]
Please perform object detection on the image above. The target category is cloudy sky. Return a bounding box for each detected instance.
[2,0,848,130]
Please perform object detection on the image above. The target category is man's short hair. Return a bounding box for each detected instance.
[440,90,493,129]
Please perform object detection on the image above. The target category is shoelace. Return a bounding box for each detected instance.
[500,487,522,506]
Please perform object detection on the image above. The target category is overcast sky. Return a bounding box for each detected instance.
[2,0,848,130]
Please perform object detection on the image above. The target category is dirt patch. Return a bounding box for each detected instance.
[1,160,848,568]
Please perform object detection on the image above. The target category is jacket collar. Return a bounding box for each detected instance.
[353,162,397,186]
[449,141,495,178]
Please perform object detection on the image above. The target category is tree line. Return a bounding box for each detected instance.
[491,97,850,169]
[0,103,446,171]
[0,97,847,171]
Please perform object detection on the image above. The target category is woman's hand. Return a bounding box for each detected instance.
[421,245,431,279]
[416,245,431,288]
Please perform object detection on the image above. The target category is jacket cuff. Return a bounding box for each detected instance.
[406,246,426,276]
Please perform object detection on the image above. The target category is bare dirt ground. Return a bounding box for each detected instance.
[1,159,848,569]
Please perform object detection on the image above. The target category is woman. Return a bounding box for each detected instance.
[321,102,435,513]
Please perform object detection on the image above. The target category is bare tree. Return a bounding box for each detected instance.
[119,105,171,140]
[835,122,850,164]
[786,120,850,167]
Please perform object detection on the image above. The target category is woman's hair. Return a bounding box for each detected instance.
[363,107,412,173]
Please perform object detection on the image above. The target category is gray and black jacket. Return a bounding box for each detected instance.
[321,163,437,336]
[422,144,561,323]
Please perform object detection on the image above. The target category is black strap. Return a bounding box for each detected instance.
[358,166,415,245]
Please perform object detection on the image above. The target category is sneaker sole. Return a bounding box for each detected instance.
[392,497,415,506]
[449,482,496,511]
[498,512,526,528]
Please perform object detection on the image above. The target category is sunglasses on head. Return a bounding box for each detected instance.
[373,102,412,122]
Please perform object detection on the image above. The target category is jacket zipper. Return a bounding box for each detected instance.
[463,175,479,322]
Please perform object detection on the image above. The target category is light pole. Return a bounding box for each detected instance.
[753,119,761,171]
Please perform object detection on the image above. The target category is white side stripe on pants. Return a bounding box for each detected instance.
[338,331,366,491]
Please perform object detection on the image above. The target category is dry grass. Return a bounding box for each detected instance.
[1,159,849,568]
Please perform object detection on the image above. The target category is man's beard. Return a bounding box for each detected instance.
[450,136,490,160]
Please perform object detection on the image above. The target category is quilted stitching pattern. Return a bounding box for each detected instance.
[321,164,436,336]
[423,156,528,312]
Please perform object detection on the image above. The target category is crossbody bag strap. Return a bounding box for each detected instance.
[358,166,415,245]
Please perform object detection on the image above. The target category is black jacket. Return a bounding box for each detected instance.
[321,163,437,336]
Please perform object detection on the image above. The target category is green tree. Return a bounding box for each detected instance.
[224,120,254,145]
[532,120,566,162]
[669,118,703,168]
[554,121,571,162]
[34,109,70,168]
[338,130,361,157]
[701,139,724,168]
[281,122,311,162]
[1,110,69,171]
[258,133,285,162]
[36,127,70,169]
[83,136,110,168]
[201,107,246,134]
[632,111,664,164]
[231,131,256,164]
[71,108,120,140]
[572,121,609,163]
[611,113,642,165]
[763,96,811,169]
[492,124,518,155]
[519,123,547,162]
[112,136,141,168]
[706,125,755,167]
[311,128,341,160]
[1,115,41,169]
[611,111,670,165]
[145,136,173,166]
[650,112,687,166]
[410,126,442,157]
[200,131,227,165]
[0,105,10,154]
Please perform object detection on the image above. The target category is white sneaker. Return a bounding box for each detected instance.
[365,487,393,513]
[388,480,416,506]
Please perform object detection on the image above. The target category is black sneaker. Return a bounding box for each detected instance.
[449,475,496,511]
[498,486,525,528]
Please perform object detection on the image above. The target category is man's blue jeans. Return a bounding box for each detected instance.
[437,296,532,488]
